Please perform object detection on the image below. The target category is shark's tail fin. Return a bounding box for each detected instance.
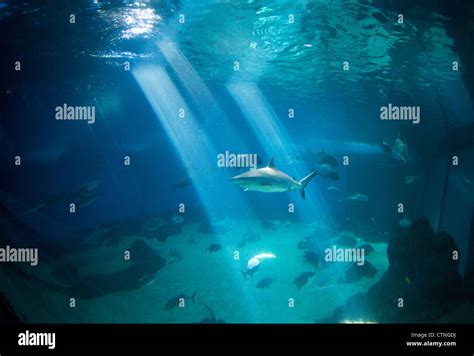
[299,171,318,199]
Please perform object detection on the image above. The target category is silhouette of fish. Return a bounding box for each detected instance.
[256,276,274,289]
[294,271,315,289]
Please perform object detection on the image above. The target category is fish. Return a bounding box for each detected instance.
[256,276,274,289]
[242,260,260,280]
[206,243,222,252]
[230,158,318,199]
[337,261,377,284]
[303,251,320,268]
[297,239,311,250]
[317,164,340,181]
[172,176,192,191]
[393,137,408,162]
[164,292,198,310]
[28,240,167,299]
[380,141,392,155]
[332,232,357,247]
[38,180,101,209]
[307,148,339,168]
[340,193,368,203]
[327,186,342,193]
[242,253,276,280]
[405,276,411,286]
[156,224,182,242]
[294,271,315,289]
[358,243,374,255]
[197,297,226,323]
[76,195,97,208]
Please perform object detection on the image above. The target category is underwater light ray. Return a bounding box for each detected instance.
[132,65,260,320]
[157,39,263,219]
[158,39,220,119]
[226,81,335,225]
[132,65,218,215]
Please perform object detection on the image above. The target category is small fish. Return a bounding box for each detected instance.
[317,164,340,181]
[242,263,259,280]
[327,186,342,193]
[380,141,392,155]
[307,149,339,168]
[256,276,274,289]
[76,195,97,208]
[172,177,192,191]
[242,253,275,280]
[338,262,377,284]
[206,243,222,252]
[393,137,408,162]
[197,297,226,324]
[297,239,311,250]
[294,271,315,289]
[164,292,197,310]
[340,193,368,203]
[304,251,320,268]
[405,276,411,286]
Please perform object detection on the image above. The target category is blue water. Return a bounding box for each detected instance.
[0,0,473,323]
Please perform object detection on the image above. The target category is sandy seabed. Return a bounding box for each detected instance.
[1,218,389,323]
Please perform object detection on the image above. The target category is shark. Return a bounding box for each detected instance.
[230,158,318,199]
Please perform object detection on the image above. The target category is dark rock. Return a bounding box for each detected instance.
[331,218,466,323]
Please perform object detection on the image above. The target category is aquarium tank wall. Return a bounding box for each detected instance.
[0,0,473,326]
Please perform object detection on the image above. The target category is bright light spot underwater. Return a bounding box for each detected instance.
[122,7,160,39]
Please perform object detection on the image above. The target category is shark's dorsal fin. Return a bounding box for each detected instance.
[267,157,275,169]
